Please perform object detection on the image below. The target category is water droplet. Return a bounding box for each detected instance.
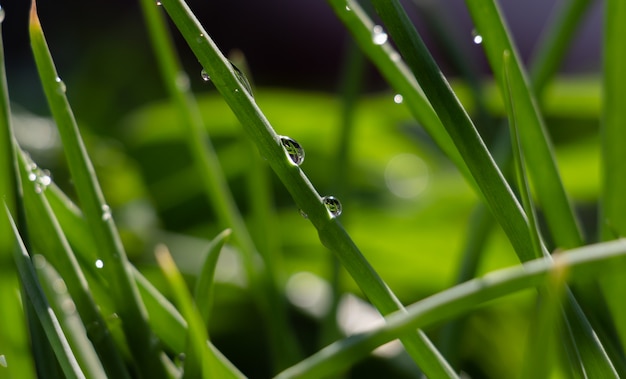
[55,77,66,93]
[0,354,7,368]
[345,5,351,11]
[322,196,342,217]
[34,184,43,194]
[28,172,37,182]
[200,69,210,82]
[95,259,104,269]
[231,62,254,97]
[299,209,308,219]
[101,204,112,221]
[156,0,162,5]
[280,136,305,166]
[0,6,5,24]
[372,25,388,45]
[472,29,483,44]
[393,94,403,104]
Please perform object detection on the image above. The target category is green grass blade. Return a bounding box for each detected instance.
[6,209,85,379]
[464,0,583,249]
[275,239,626,379]
[33,256,107,379]
[158,1,457,376]
[155,245,246,379]
[16,151,130,379]
[138,0,300,369]
[28,3,167,377]
[599,0,626,352]
[529,0,594,95]
[370,0,535,261]
[0,8,36,378]
[193,229,231,330]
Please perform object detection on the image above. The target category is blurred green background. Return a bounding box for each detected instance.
[3,0,604,377]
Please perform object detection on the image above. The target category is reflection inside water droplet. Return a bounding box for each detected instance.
[280,136,305,166]
[372,25,388,45]
[200,69,210,82]
[322,196,342,217]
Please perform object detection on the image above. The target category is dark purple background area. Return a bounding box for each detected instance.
[1,0,602,114]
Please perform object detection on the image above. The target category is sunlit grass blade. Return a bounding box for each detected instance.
[464,0,583,249]
[138,0,300,369]
[370,0,535,261]
[28,3,167,377]
[6,209,84,379]
[275,239,626,379]
[599,0,626,352]
[158,0,457,376]
[529,0,594,95]
[0,10,36,378]
[155,244,246,379]
[16,151,130,378]
[33,255,107,379]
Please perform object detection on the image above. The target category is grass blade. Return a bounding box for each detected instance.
[464,0,583,249]
[155,244,246,379]
[6,209,85,379]
[158,0,457,377]
[275,239,626,379]
[28,3,167,377]
[598,0,626,352]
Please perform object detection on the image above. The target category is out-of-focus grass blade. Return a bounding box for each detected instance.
[33,255,107,379]
[599,0,626,352]
[139,0,300,369]
[275,239,626,379]
[370,0,535,261]
[0,6,36,377]
[155,244,246,379]
[158,0,457,377]
[7,209,85,379]
[28,3,167,377]
[464,0,583,249]
[193,229,231,328]
[16,151,130,379]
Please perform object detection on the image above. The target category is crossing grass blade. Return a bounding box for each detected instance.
[28,2,167,376]
[156,0,458,377]
[7,210,85,379]
[599,0,626,355]
[275,239,626,379]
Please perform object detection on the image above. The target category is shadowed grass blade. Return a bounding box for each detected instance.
[28,3,167,377]
[158,0,457,376]
[155,245,246,379]
[7,209,84,379]
[275,239,626,379]
[599,0,626,356]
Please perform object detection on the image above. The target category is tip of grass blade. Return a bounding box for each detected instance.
[29,0,41,30]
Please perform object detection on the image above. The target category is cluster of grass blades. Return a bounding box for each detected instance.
[1,0,626,378]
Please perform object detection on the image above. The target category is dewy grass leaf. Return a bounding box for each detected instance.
[464,0,583,249]
[275,239,626,379]
[28,3,167,377]
[16,151,130,379]
[370,0,535,262]
[598,0,626,355]
[6,209,85,379]
[139,0,301,369]
[158,0,457,377]
[155,244,246,379]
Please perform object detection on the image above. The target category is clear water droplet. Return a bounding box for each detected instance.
[28,172,37,182]
[345,5,351,11]
[299,209,308,219]
[34,184,43,194]
[55,77,66,93]
[322,196,342,218]
[0,354,7,368]
[372,25,388,45]
[101,204,112,221]
[471,29,483,44]
[231,61,254,97]
[0,6,5,23]
[200,69,210,82]
[280,136,305,166]
[156,0,162,5]
[95,259,104,269]
[393,94,403,104]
